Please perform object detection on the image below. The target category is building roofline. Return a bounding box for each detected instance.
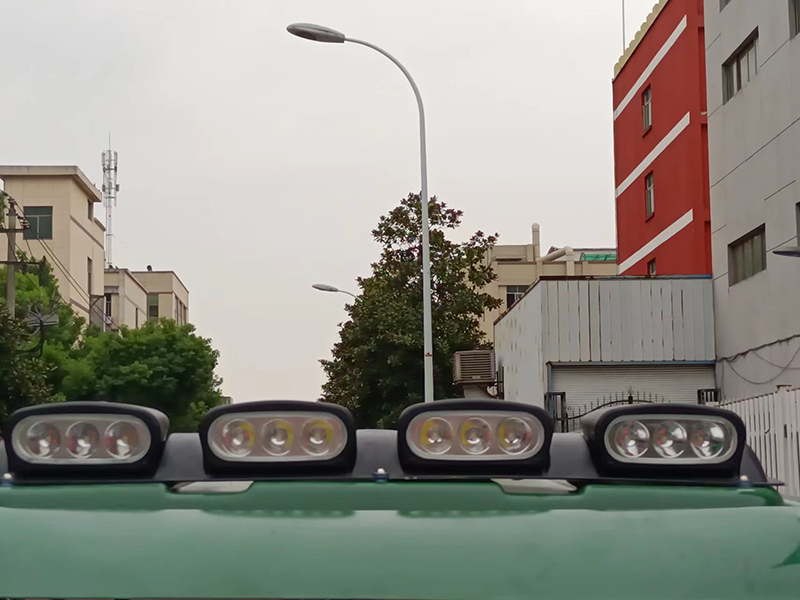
[493,274,712,327]
[614,0,671,79]
[0,165,103,203]
[130,270,190,295]
[105,267,150,295]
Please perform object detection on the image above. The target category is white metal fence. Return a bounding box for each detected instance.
[722,388,800,500]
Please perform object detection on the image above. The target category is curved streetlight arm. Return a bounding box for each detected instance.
[346,37,434,403]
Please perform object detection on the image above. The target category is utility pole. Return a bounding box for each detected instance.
[3,195,19,314]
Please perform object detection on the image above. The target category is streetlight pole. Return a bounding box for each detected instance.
[288,23,435,403]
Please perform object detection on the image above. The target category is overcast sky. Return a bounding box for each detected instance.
[1,0,660,402]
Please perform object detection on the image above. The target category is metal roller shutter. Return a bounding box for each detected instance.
[551,364,715,408]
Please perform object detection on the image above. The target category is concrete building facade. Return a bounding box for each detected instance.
[104,268,148,330]
[704,0,800,398]
[494,276,716,409]
[613,0,712,277]
[130,270,189,325]
[481,224,617,340]
[0,166,105,325]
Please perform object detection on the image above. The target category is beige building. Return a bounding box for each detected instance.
[130,269,189,325]
[104,267,189,330]
[0,166,106,326]
[481,224,617,340]
[104,268,148,330]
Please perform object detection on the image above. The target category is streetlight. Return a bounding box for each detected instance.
[288,23,435,403]
[773,247,800,258]
[312,283,358,299]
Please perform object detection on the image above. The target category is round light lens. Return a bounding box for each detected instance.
[25,422,61,458]
[263,419,294,456]
[104,421,142,459]
[66,422,100,458]
[301,419,335,456]
[611,420,650,458]
[498,417,533,454]
[691,421,727,459]
[652,421,687,458]
[459,418,492,455]
[419,417,453,455]
[221,419,256,457]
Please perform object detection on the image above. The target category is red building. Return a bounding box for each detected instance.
[612,0,711,276]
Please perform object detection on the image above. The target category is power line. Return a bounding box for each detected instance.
[724,343,800,386]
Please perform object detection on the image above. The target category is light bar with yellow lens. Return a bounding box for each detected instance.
[4,402,169,478]
[397,400,553,474]
[581,404,747,477]
[199,401,356,475]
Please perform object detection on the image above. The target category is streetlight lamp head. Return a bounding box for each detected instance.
[773,246,800,258]
[312,283,340,293]
[287,23,346,43]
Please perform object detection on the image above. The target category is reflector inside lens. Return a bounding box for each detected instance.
[420,417,454,455]
[460,418,491,454]
[263,419,294,456]
[221,419,256,457]
[66,422,100,458]
[301,419,334,456]
[104,421,142,458]
[25,422,60,458]
[653,421,687,458]
[498,417,532,455]
[611,420,649,458]
[691,421,726,459]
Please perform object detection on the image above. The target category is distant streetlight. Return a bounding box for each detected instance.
[312,283,357,299]
[773,247,800,258]
[287,22,435,404]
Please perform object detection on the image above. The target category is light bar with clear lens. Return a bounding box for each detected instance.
[406,411,545,461]
[11,414,152,465]
[604,414,738,464]
[397,400,554,474]
[207,412,348,462]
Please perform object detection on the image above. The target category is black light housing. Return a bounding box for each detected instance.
[199,401,357,476]
[3,402,169,479]
[581,404,747,478]
[397,399,554,475]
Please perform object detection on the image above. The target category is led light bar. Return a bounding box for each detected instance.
[199,401,356,475]
[581,404,746,476]
[397,400,553,474]
[4,402,169,478]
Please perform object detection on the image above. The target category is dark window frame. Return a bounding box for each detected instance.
[645,172,655,218]
[642,86,653,133]
[147,294,160,320]
[728,225,767,286]
[22,206,53,240]
[505,285,530,309]
[648,259,657,277]
[791,0,800,38]
[723,31,759,103]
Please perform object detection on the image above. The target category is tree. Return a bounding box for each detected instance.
[320,194,501,428]
[60,320,224,431]
[0,308,52,422]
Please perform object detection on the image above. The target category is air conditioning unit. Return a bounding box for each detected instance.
[453,350,496,386]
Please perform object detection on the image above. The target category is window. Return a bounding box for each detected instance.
[87,200,93,220]
[728,226,766,285]
[105,293,112,318]
[136,309,140,328]
[505,285,529,309]
[23,206,53,240]
[792,0,800,38]
[720,0,731,10]
[724,33,758,102]
[87,258,93,296]
[642,86,652,132]
[648,259,657,277]
[147,294,159,320]
[645,172,655,218]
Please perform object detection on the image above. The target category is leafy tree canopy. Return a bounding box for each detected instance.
[321,194,501,428]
